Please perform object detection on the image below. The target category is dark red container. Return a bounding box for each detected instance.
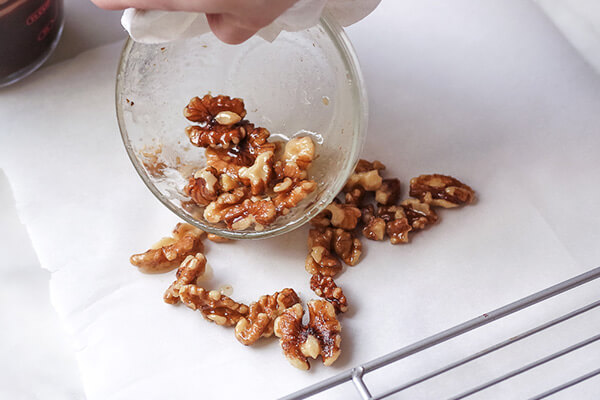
[0,0,64,87]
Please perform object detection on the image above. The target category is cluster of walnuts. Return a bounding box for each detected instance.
[129,162,474,371]
[182,95,317,231]
[337,160,475,246]
[130,223,342,370]
[297,160,475,369]
[130,94,476,371]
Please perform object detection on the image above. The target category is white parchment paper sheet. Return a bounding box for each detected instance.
[1,1,599,398]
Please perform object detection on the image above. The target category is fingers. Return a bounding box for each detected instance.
[92,0,301,44]
[206,13,258,45]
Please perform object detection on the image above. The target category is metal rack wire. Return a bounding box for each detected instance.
[281,266,600,400]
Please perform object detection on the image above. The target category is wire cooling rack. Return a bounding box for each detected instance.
[281,266,600,400]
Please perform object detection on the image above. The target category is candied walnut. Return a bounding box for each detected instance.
[164,253,207,304]
[345,187,366,206]
[203,188,277,230]
[235,288,301,345]
[240,125,277,158]
[332,228,362,266]
[273,180,317,214]
[207,233,232,243]
[355,159,386,173]
[306,228,342,277]
[130,223,204,274]
[205,147,249,178]
[344,159,385,192]
[185,123,247,149]
[401,198,438,230]
[361,204,380,240]
[375,178,401,205]
[375,205,412,244]
[312,202,361,231]
[214,111,242,126]
[178,284,249,326]
[273,177,293,193]
[360,204,375,225]
[310,273,348,313]
[281,137,316,180]
[410,174,475,208]
[238,151,274,195]
[387,216,412,244]
[362,217,386,241]
[273,300,342,370]
[221,124,276,168]
[305,248,342,277]
[184,95,246,124]
[219,173,239,192]
[185,166,220,206]
[377,204,402,222]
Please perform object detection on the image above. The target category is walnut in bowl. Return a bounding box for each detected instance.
[117,15,367,239]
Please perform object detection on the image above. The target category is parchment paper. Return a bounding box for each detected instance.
[1,1,599,398]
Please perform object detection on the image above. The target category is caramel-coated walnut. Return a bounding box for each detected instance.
[237,151,274,195]
[164,253,207,304]
[360,204,375,225]
[130,223,204,274]
[332,228,362,266]
[386,216,412,245]
[273,180,316,214]
[310,273,348,313]
[205,147,248,178]
[362,217,386,241]
[204,190,277,230]
[235,288,301,346]
[306,228,342,277]
[401,198,438,230]
[344,159,385,192]
[355,159,386,173]
[345,187,366,206]
[375,178,401,206]
[305,247,342,277]
[184,95,246,124]
[273,300,342,370]
[306,300,342,367]
[185,166,220,206]
[185,123,247,149]
[377,205,413,243]
[281,137,316,180]
[312,202,361,231]
[238,125,277,158]
[410,174,475,208]
[178,284,249,326]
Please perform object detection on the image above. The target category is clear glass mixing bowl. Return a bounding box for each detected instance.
[116,13,367,239]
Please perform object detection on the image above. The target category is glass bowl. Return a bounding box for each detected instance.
[116,13,367,239]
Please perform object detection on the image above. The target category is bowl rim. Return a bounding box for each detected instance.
[115,12,368,239]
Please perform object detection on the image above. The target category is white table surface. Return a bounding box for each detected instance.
[1,1,599,399]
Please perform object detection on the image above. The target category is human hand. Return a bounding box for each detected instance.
[91,0,299,44]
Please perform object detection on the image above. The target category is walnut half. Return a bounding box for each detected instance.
[178,284,249,326]
[310,273,348,313]
[273,300,342,370]
[344,159,385,192]
[409,174,475,208]
[130,223,204,274]
[305,228,343,277]
[164,253,207,304]
[184,95,246,124]
[235,288,301,346]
